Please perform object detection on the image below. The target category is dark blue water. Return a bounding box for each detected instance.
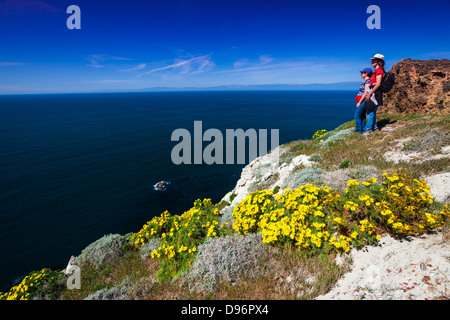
[0,90,354,291]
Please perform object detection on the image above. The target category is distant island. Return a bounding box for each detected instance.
[100,82,362,93]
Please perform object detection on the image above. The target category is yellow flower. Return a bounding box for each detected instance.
[334,217,344,225]
[347,179,360,187]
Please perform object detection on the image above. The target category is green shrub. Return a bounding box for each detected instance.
[139,238,161,259]
[283,167,323,189]
[219,206,234,229]
[319,128,354,147]
[232,173,449,256]
[75,234,127,270]
[183,233,267,293]
[312,129,327,139]
[339,159,350,169]
[84,285,129,300]
[0,268,64,300]
[128,199,228,281]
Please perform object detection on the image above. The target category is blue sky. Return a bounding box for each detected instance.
[0,0,449,94]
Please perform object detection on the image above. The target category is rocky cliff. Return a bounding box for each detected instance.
[219,114,450,300]
[380,58,450,115]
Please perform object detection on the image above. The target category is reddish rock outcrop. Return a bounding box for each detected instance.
[379,58,450,115]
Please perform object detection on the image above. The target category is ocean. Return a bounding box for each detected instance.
[0,90,355,291]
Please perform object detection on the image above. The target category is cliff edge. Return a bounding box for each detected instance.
[381,58,450,115]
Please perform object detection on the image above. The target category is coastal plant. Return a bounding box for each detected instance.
[219,206,235,229]
[232,173,449,256]
[232,183,365,255]
[127,198,229,281]
[374,173,449,235]
[126,210,175,250]
[183,233,267,293]
[319,128,354,147]
[312,129,327,140]
[283,167,322,189]
[75,234,127,270]
[0,268,64,300]
[127,171,449,283]
[308,154,322,163]
[84,285,129,300]
[254,162,272,180]
[139,238,161,260]
[339,159,350,169]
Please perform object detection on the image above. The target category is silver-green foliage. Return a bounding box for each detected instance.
[139,238,161,259]
[75,234,127,270]
[319,128,354,147]
[84,285,129,300]
[283,167,323,189]
[183,233,267,293]
[219,206,235,228]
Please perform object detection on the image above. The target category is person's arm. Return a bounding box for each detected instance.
[357,82,371,107]
[366,73,382,100]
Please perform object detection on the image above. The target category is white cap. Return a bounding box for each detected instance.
[370,53,385,61]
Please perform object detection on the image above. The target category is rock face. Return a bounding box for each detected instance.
[316,232,450,300]
[380,58,450,115]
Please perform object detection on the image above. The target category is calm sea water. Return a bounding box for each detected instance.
[0,90,354,291]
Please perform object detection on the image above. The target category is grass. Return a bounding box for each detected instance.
[59,238,351,300]
[62,251,157,300]
[282,114,450,179]
[142,245,351,300]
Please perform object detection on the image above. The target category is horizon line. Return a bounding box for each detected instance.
[0,81,361,95]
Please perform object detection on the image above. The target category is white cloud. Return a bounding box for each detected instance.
[87,64,103,68]
[87,79,137,83]
[86,54,133,68]
[0,62,28,66]
[215,56,357,84]
[233,55,274,69]
[119,63,147,72]
[0,84,22,90]
[0,0,58,16]
[135,54,213,78]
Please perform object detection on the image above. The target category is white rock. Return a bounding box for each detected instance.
[424,172,450,203]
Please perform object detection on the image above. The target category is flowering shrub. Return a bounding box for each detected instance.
[232,184,371,255]
[128,173,449,281]
[127,210,174,249]
[233,173,449,255]
[312,129,327,139]
[127,198,228,280]
[0,268,63,300]
[374,173,447,235]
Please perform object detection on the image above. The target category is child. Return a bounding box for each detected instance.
[354,68,372,133]
[363,54,386,133]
